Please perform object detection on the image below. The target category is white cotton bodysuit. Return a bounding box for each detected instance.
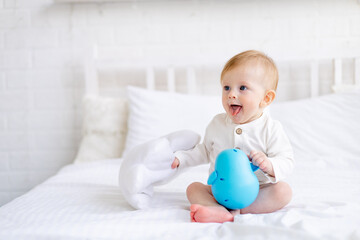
[175,111,294,184]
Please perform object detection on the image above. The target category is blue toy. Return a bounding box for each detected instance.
[207,149,260,210]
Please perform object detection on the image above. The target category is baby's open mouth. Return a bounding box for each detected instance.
[230,104,242,116]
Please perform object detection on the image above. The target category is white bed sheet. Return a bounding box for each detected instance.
[1,91,360,239]
[0,155,359,240]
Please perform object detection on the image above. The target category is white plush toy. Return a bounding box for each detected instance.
[119,130,200,209]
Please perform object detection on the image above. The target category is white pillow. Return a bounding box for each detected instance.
[123,86,224,155]
[74,96,128,163]
[124,86,360,163]
[270,91,360,160]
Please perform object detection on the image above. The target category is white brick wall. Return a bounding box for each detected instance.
[0,0,360,206]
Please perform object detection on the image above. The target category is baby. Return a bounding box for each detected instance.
[171,50,294,223]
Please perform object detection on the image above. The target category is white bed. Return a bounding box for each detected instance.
[0,54,360,240]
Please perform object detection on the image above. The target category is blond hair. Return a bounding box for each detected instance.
[221,50,279,91]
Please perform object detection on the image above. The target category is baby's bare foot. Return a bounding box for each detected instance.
[190,204,234,223]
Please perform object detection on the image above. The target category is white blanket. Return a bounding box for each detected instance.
[119,130,200,209]
[0,156,359,240]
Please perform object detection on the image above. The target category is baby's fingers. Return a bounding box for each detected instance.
[249,151,260,161]
[171,158,180,169]
[249,150,262,160]
[249,151,265,166]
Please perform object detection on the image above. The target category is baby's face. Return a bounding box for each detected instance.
[221,63,268,125]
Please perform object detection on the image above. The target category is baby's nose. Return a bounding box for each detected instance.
[229,93,236,99]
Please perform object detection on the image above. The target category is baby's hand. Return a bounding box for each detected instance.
[171,157,180,169]
[249,150,274,177]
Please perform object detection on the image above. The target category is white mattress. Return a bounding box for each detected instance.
[0,156,359,240]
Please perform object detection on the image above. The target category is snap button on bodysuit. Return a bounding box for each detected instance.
[236,128,242,135]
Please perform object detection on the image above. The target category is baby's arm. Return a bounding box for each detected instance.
[170,115,219,170]
[170,140,210,170]
[253,121,294,182]
[249,150,274,177]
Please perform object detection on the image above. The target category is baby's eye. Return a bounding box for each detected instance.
[239,85,247,91]
[224,86,230,91]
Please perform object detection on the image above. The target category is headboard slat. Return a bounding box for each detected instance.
[167,67,176,92]
[310,60,319,98]
[334,59,342,86]
[186,67,197,94]
[355,58,360,86]
[85,60,99,96]
[146,67,155,90]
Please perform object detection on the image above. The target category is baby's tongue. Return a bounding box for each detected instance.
[230,105,241,116]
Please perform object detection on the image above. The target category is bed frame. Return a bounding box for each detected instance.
[84,46,360,99]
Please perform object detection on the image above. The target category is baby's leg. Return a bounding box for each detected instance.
[240,181,292,214]
[186,182,234,223]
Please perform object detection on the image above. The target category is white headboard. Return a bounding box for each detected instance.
[84,46,360,101]
[85,60,199,96]
[331,58,360,94]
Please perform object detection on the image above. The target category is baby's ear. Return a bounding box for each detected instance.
[260,90,276,108]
